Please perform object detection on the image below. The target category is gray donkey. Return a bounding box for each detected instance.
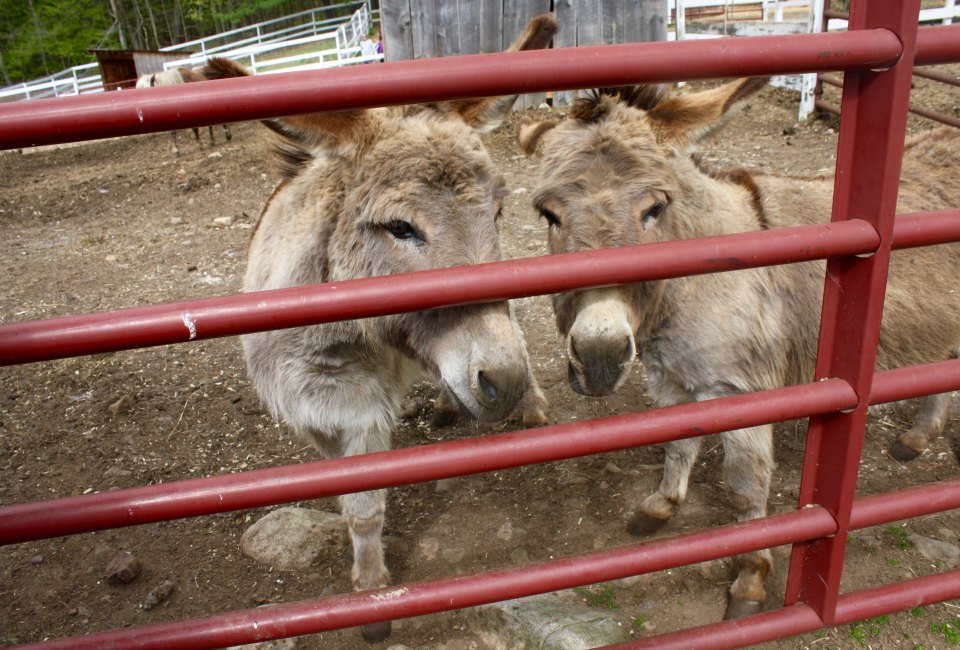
[517,79,959,620]
[203,14,555,641]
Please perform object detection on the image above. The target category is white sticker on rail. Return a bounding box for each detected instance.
[371,588,408,602]
[182,313,197,340]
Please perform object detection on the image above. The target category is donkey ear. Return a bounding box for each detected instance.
[647,77,769,148]
[441,13,559,132]
[516,116,559,157]
[201,57,375,176]
[200,56,372,150]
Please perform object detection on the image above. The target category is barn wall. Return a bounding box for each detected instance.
[380,0,667,108]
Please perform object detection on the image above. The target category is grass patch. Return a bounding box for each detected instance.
[888,525,913,550]
[573,585,619,610]
[930,618,960,645]
[849,615,890,646]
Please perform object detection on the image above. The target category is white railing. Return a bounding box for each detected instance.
[669,0,959,120]
[160,3,378,75]
[0,1,376,103]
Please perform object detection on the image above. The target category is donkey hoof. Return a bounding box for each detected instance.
[724,598,763,620]
[626,512,669,536]
[429,409,458,428]
[889,440,922,462]
[361,620,392,643]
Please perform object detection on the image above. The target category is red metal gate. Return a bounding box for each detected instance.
[1,0,959,647]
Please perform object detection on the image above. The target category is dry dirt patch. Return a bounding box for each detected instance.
[1,77,958,649]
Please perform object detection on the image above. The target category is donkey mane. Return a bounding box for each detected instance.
[691,155,769,228]
[570,85,670,122]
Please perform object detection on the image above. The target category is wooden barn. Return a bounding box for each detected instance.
[89,49,192,91]
[379,0,668,107]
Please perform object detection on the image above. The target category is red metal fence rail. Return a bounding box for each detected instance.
[817,0,960,128]
[1,1,959,647]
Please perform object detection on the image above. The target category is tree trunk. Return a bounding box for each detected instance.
[143,0,161,50]
[0,51,11,87]
[26,0,49,72]
[108,0,129,48]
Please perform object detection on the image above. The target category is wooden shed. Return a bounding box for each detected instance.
[379,0,668,107]
[90,49,193,91]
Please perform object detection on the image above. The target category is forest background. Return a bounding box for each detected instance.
[0,0,360,86]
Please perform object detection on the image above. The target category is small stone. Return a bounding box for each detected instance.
[510,547,530,564]
[512,187,528,194]
[603,463,622,474]
[208,151,223,159]
[170,217,184,225]
[142,580,174,610]
[496,522,513,542]
[104,550,142,584]
[30,555,43,565]
[441,546,466,563]
[104,466,132,479]
[213,215,235,227]
[107,395,132,415]
[76,607,92,619]
[213,183,222,190]
[434,478,458,493]
[419,538,439,561]
[908,534,960,568]
[104,254,117,262]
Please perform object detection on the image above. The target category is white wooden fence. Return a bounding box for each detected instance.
[670,0,960,120]
[0,1,380,103]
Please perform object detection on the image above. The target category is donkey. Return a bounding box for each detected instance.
[135,67,232,154]
[517,79,960,620]
[202,14,556,642]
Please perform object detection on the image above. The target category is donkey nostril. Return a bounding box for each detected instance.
[569,338,584,367]
[477,371,500,403]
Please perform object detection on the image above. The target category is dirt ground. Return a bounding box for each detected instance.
[1,69,959,650]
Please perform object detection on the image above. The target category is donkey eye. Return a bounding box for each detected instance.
[539,208,561,228]
[383,219,422,242]
[642,202,666,225]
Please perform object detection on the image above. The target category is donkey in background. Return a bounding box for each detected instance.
[202,14,556,642]
[517,79,959,620]
[135,67,232,154]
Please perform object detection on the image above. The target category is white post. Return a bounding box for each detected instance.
[798,0,824,121]
[946,0,955,25]
[676,0,686,41]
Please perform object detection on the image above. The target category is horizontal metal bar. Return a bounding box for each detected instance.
[0,220,881,366]
[870,358,960,406]
[613,568,960,649]
[892,209,960,249]
[908,103,960,128]
[913,23,960,66]
[913,65,960,86]
[9,507,838,650]
[849,478,960,530]
[0,29,906,150]
[0,380,855,545]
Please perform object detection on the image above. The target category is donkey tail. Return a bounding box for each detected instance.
[200,57,251,81]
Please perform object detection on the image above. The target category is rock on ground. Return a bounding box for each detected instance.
[240,507,348,571]
[471,592,629,649]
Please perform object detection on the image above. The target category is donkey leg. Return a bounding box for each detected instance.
[207,125,215,145]
[223,124,233,141]
[721,425,774,619]
[889,393,952,461]
[430,386,460,428]
[339,428,392,642]
[628,436,702,535]
[518,369,549,427]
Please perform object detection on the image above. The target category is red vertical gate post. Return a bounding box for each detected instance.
[785,0,922,622]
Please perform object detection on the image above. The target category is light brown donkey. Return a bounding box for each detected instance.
[135,67,232,154]
[517,79,959,620]
[202,15,556,642]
